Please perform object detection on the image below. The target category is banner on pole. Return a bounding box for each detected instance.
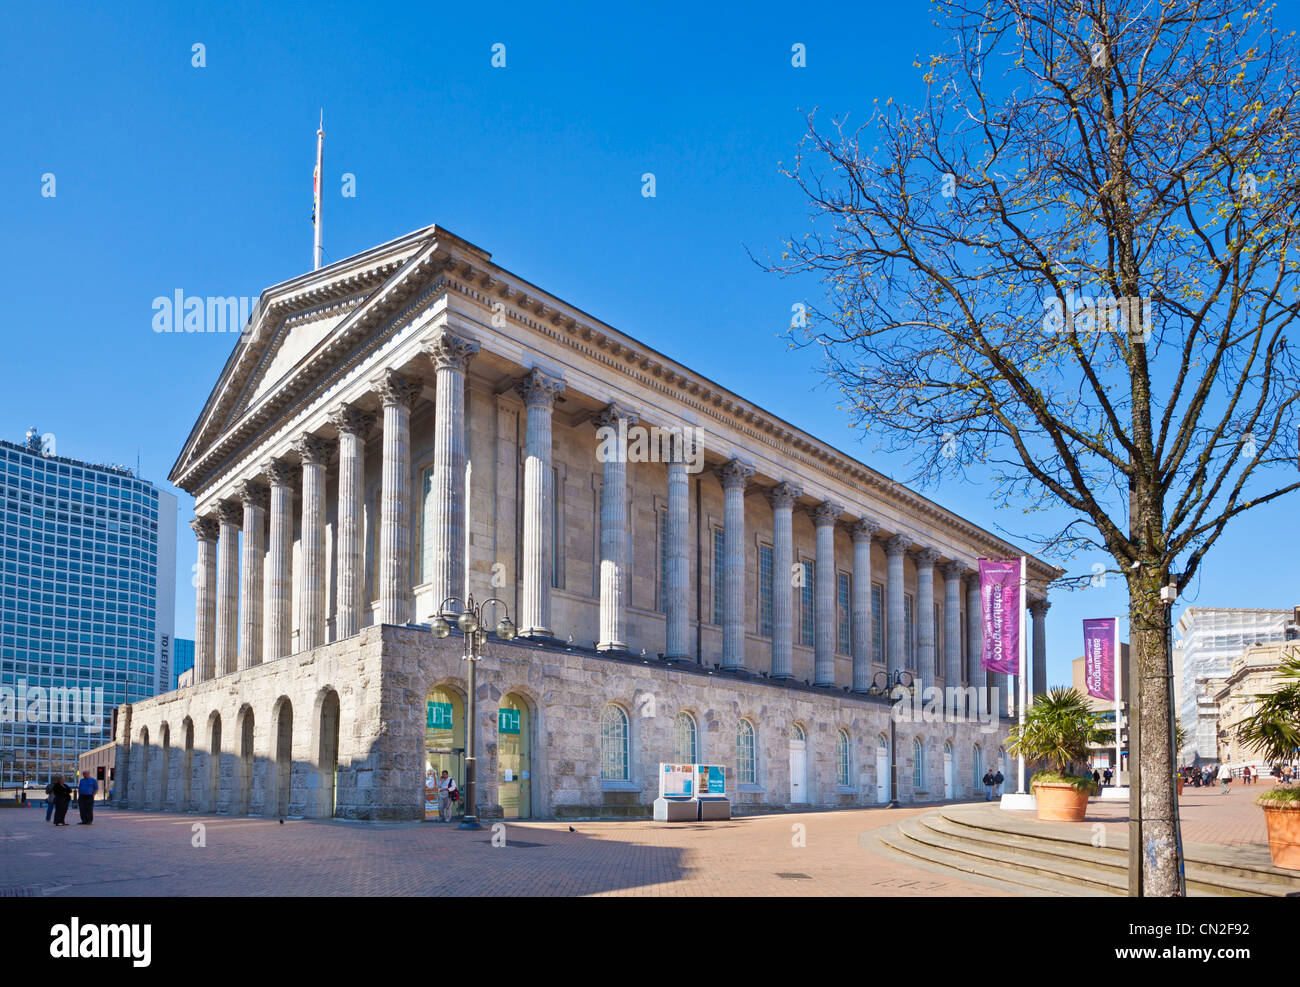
[1083,617,1117,701]
[979,558,1021,674]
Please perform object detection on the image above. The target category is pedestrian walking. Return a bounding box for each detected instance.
[1103,768,1112,786]
[76,771,97,824]
[1218,763,1233,793]
[1092,769,1101,786]
[1242,765,1252,786]
[992,769,1004,798]
[49,776,73,825]
[982,770,994,800]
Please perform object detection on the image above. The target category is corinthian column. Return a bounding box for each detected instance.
[424,330,479,610]
[718,459,754,670]
[215,500,241,677]
[237,481,268,670]
[263,458,297,661]
[191,515,218,683]
[375,369,421,625]
[885,535,911,676]
[517,370,565,638]
[1030,598,1050,697]
[914,548,939,689]
[297,434,330,650]
[664,439,693,661]
[812,501,843,686]
[767,483,801,679]
[330,406,372,639]
[967,575,987,707]
[942,561,964,710]
[596,404,637,651]
[850,517,879,692]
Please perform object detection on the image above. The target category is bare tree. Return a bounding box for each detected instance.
[771,0,1300,895]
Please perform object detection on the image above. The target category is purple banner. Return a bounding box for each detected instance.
[979,558,1021,674]
[1083,617,1116,701]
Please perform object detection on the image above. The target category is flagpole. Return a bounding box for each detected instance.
[313,110,324,270]
[1017,555,1027,795]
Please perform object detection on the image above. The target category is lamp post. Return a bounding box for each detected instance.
[868,669,914,809]
[431,595,516,830]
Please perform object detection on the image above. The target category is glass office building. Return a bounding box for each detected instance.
[173,637,194,689]
[0,429,176,784]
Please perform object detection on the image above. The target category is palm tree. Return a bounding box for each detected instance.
[1007,688,1111,781]
[1235,649,1300,784]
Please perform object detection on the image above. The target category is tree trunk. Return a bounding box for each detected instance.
[1129,572,1181,896]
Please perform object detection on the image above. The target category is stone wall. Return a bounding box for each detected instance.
[114,624,1012,821]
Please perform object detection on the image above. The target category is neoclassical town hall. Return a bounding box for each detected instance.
[112,224,1059,821]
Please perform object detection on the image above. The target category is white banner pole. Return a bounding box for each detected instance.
[313,110,325,270]
[1018,556,1027,795]
[1114,617,1122,782]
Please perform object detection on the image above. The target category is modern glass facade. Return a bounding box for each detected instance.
[173,637,195,688]
[0,431,176,784]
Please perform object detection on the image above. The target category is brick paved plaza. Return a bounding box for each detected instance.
[2,785,1284,897]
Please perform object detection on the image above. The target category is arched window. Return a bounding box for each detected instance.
[792,723,805,743]
[972,744,983,785]
[836,730,851,787]
[600,705,629,781]
[736,719,757,785]
[912,738,925,790]
[673,712,697,764]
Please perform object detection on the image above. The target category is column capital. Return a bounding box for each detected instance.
[593,402,639,429]
[850,517,880,543]
[517,369,566,408]
[1029,598,1051,617]
[238,480,269,511]
[295,433,331,467]
[716,459,755,491]
[216,500,243,528]
[913,547,941,569]
[811,501,844,527]
[330,404,375,438]
[424,329,480,373]
[373,368,422,409]
[766,482,803,511]
[942,560,970,582]
[263,457,300,488]
[190,515,219,542]
[885,534,912,558]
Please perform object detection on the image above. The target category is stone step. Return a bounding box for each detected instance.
[938,806,1300,894]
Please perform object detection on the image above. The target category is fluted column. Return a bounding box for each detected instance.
[767,483,801,679]
[664,442,692,660]
[885,535,911,676]
[967,575,987,708]
[263,459,297,661]
[238,481,268,670]
[596,404,637,651]
[424,331,480,610]
[375,370,421,625]
[942,562,964,710]
[915,548,939,689]
[331,406,372,639]
[1030,598,1050,697]
[517,371,565,637]
[812,501,842,686]
[297,434,329,650]
[191,516,218,683]
[718,459,755,670]
[215,500,241,677]
[850,518,878,692]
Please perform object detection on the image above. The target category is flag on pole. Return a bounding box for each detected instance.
[1082,617,1117,701]
[979,558,1020,674]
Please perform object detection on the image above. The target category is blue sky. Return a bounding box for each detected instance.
[2,1,1296,687]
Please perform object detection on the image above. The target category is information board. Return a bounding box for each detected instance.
[696,764,726,797]
[659,763,694,798]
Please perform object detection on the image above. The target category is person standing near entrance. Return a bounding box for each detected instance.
[437,770,455,823]
[1218,763,1233,793]
[982,770,994,801]
[77,771,97,824]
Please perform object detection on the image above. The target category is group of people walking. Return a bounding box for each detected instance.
[43,771,98,825]
[980,769,1005,800]
[1179,763,1296,792]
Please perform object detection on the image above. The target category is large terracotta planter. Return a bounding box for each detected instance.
[1261,801,1300,870]
[1033,782,1090,822]
[1177,777,1184,797]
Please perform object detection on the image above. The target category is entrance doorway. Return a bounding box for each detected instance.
[876,735,889,804]
[943,742,954,799]
[789,724,807,804]
[425,687,465,821]
[497,694,531,819]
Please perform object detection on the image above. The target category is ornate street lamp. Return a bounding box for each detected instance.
[432,594,516,830]
[868,669,914,809]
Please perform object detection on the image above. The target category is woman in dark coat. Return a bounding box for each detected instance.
[49,775,73,826]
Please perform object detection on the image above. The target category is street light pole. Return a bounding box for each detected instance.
[432,595,516,832]
[870,669,914,809]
